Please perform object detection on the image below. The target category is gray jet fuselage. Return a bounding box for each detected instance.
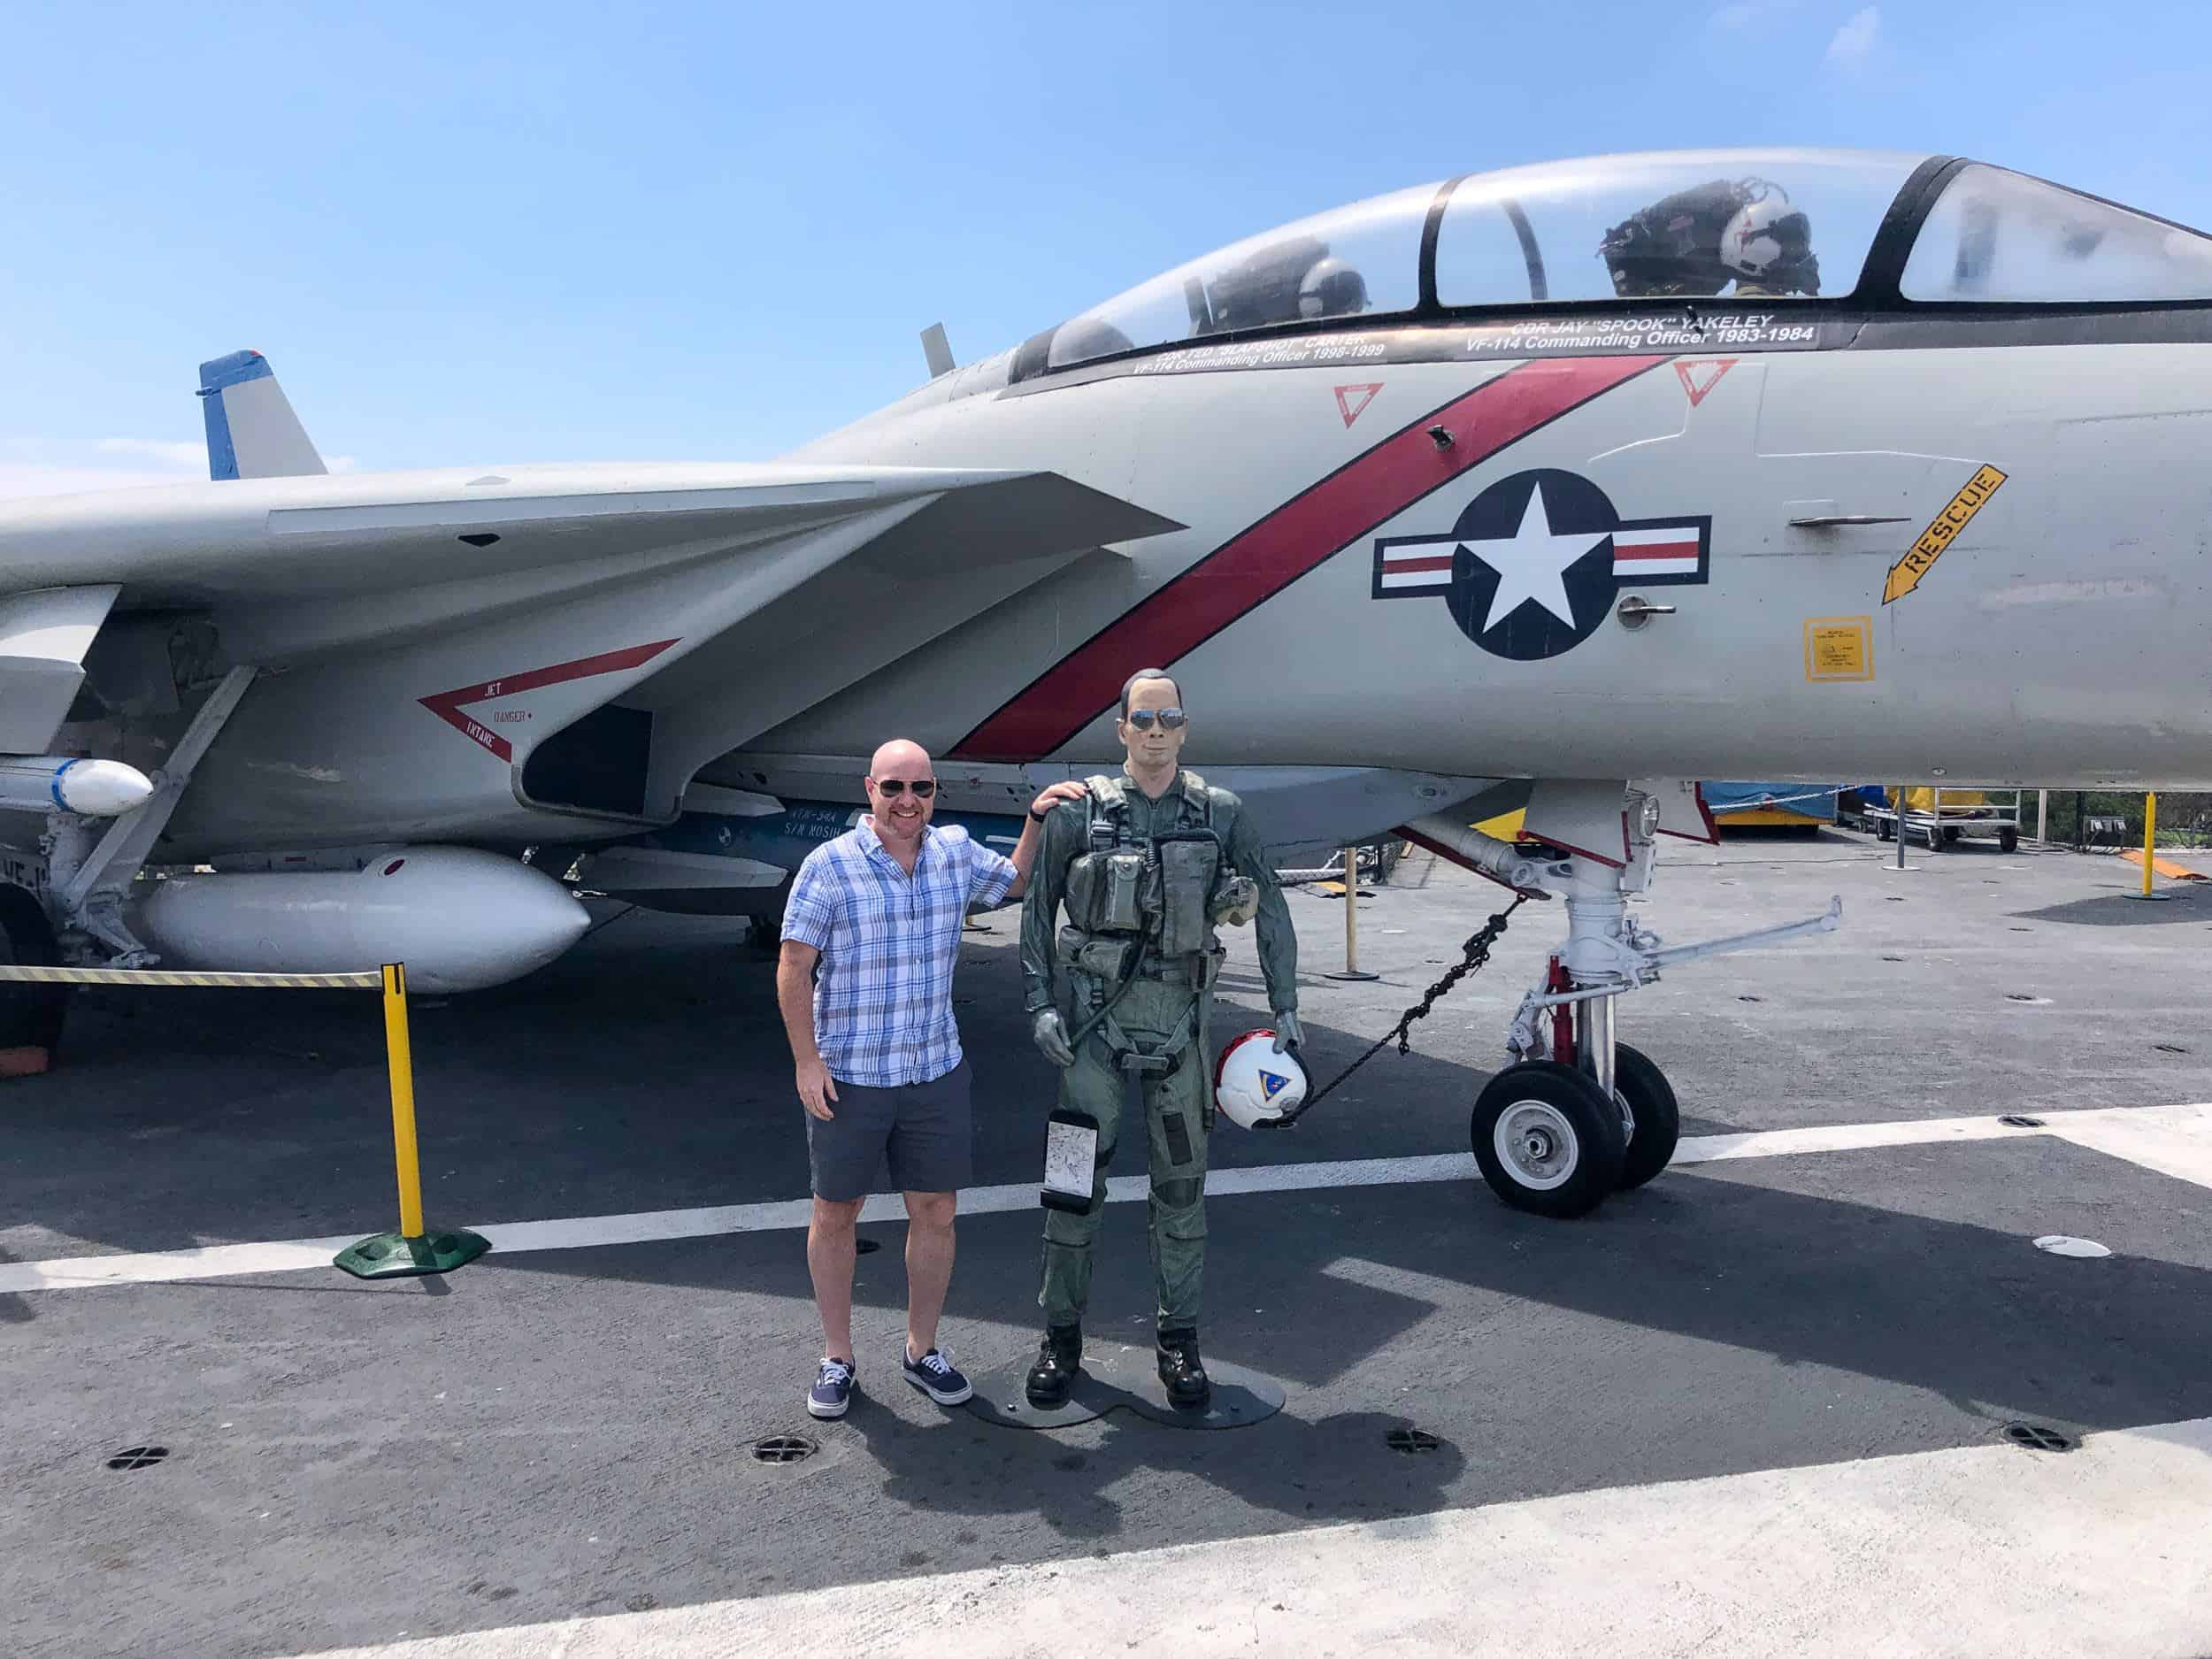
[8,148,2210,874]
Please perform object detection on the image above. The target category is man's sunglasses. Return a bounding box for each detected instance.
[872,778,937,797]
[1125,708,1187,732]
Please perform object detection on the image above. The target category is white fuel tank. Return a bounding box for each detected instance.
[136,846,592,993]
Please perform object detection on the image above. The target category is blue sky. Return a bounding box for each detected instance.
[4,0,2206,495]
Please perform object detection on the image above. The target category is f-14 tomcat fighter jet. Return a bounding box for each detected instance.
[7,148,2212,1213]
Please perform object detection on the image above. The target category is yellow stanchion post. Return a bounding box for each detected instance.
[384,963,426,1239]
[334,963,490,1278]
[1324,846,1380,982]
[2127,792,2170,903]
[2144,794,2158,897]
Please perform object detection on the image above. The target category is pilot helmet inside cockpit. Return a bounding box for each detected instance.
[1201,235,1371,334]
[1599,178,1820,298]
[1297,255,1369,319]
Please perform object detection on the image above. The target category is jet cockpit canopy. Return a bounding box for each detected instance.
[1027,148,2212,377]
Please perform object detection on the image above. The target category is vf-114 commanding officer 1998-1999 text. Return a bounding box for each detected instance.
[1019,670,1301,1409]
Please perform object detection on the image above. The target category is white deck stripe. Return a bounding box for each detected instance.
[2047,1101,2212,1188]
[291,1416,2212,1658]
[4,1102,2206,1296]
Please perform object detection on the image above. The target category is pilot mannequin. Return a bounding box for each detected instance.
[1297,255,1369,319]
[1018,671,1301,1409]
[1202,237,1369,333]
[1600,179,1820,299]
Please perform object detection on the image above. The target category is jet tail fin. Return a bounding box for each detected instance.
[196,349,327,480]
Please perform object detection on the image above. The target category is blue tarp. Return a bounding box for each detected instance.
[1704,781,1840,821]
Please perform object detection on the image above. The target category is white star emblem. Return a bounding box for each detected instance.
[1462,480,1609,633]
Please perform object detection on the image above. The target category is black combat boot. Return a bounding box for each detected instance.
[1024,1324,1083,1408]
[1156,1327,1210,1409]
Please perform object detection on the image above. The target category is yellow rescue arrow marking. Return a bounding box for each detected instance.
[1884,464,2007,603]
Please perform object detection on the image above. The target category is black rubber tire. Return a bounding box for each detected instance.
[0,886,69,1056]
[1924,825,1944,851]
[1998,827,2019,854]
[1471,1061,1626,1218]
[1877,819,1894,841]
[1610,1042,1681,1191]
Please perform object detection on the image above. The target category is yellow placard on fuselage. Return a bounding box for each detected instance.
[1883,464,2007,604]
[1803,616,1873,681]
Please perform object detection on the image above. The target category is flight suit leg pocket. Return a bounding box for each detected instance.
[1161,1109,1194,1167]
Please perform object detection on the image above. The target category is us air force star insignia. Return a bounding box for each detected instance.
[1371,468,1711,661]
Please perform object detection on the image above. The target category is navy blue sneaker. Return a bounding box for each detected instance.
[807,1356,856,1419]
[902,1344,972,1406]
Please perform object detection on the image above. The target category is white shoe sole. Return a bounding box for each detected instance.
[806,1390,852,1419]
[904,1372,973,1406]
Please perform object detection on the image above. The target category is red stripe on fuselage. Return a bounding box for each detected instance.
[419,638,680,764]
[950,355,1668,762]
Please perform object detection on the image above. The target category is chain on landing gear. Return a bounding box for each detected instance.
[1369,795,1843,1218]
[1259,896,1529,1128]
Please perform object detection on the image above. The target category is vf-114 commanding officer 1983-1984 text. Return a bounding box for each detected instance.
[1018,671,1300,1409]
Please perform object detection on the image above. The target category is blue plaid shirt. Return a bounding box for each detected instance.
[780,818,1018,1087]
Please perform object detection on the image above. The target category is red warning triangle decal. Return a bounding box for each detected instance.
[1674,359,1737,407]
[1333,382,1384,427]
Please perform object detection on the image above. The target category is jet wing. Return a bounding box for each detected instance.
[12,464,1181,849]
[0,584,121,752]
[0,463,1179,624]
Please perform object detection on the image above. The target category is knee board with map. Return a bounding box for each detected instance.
[1041,1109,1102,1211]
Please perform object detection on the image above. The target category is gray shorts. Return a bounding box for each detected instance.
[808,1057,973,1201]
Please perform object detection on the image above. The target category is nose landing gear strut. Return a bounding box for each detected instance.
[1409,793,1839,1219]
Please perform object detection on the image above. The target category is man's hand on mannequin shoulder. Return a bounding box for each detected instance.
[1027,780,1088,820]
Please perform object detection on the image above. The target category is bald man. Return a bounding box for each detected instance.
[777,740,1084,1420]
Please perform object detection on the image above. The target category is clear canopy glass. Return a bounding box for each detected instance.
[1900,163,2212,303]
[1033,150,2212,375]
[1046,182,1435,369]
[1041,150,1931,370]
[1432,149,1925,306]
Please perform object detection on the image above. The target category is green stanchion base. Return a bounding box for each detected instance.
[334,1228,491,1279]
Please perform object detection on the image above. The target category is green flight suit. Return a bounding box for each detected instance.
[1020,767,1299,1330]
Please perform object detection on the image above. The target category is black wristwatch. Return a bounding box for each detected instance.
[1029,804,1050,822]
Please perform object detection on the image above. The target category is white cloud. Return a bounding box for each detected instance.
[0,438,204,499]
[0,438,364,499]
[94,437,206,469]
[1825,4,1881,66]
[1711,0,1795,26]
[0,463,201,500]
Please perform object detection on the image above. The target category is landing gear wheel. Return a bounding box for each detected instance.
[1471,1061,1625,1218]
[1609,1042,1681,1191]
[1924,825,1944,851]
[1998,827,2019,854]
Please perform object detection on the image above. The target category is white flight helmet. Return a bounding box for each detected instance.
[1720,189,1810,284]
[1214,1029,1308,1128]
